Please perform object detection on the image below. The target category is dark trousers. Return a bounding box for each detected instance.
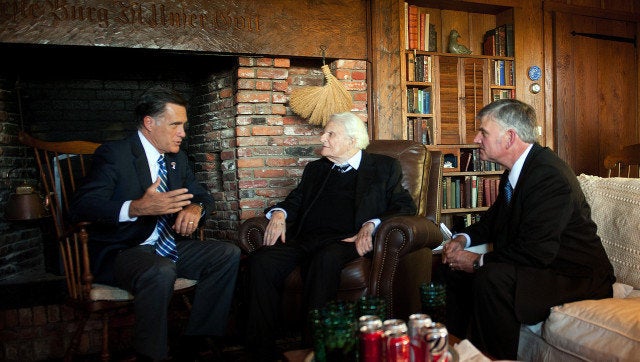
[114,240,240,360]
[442,262,520,360]
[245,240,359,350]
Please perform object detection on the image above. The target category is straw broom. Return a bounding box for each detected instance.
[290,64,353,126]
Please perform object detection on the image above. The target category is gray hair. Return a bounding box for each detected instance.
[328,112,370,149]
[476,99,538,143]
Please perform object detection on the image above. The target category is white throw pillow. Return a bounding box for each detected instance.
[577,174,640,289]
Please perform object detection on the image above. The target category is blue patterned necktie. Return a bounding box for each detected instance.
[504,180,513,205]
[155,155,178,262]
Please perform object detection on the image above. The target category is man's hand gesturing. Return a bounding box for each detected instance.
[129,178,193,218]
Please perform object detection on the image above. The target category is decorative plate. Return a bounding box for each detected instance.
[528,66,542,81]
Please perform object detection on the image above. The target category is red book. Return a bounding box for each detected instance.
[497,25,506,56]
[490,178,498,205]
[483,178,491,206]
[419,12,426,51]
[464,176,471,208]
[407,5,419,50]
[483,32,496,56]
[413,117,423,143]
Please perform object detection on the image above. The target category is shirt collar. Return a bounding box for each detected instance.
[508,144,533,188]
[336,150,362,170]
[138,130,161,176]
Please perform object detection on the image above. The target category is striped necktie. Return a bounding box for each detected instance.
[504,180,513,205]
[334,163,352,173]
[155,155,178,262]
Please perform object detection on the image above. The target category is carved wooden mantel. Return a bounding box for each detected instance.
[0,0,368,60]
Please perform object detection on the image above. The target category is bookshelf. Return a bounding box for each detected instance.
[400,1,516,229]
[440,145,503,230]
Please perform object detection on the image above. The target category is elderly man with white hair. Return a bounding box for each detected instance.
[244,111,417,361]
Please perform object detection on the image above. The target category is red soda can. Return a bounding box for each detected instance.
[408,313,432,362]
[425,322,449,362]
[383,319,410,362]
[359,315,384,362]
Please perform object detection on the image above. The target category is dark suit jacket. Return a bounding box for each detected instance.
[464,143,615,323]
[267,150,417,241]
[69,133,214,282]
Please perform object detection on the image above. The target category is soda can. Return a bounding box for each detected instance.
[383,319,410,362]
[408,313,432,362]
[359,315,384,362]
[425,322,448,362]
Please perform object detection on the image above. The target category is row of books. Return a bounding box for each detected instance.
[460,149,502,172]
[407,87,431,114]
[407,53,432,82]
[442,175,502,209]
[404,2,435,51]
[407,117,433,145]
[492,60,515,86]
[483,24,514,57]
[450,213,482,231]
[492,89,516,101]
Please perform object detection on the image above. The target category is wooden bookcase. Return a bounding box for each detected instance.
[400,0,516,230]
[440,145,503,231]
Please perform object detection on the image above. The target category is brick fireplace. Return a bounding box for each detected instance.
[0,42,367,359]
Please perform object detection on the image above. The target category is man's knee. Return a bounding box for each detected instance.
[247,250,281,282]
[140,261,177,289]
[310,249,342,273]
[473,262,516,291]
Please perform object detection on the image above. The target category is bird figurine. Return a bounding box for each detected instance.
[448,29,472,54]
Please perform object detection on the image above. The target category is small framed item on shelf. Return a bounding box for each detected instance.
[439,147,460,173]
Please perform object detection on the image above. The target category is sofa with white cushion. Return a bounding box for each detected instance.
[517,174,640,361]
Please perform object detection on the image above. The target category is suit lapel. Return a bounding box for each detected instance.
[355,151,375,216]
[130,135,152,192]
[496,143,543,249]
[164,153,180,191]
[518,143,542,181]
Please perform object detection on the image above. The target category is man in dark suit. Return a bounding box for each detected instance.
[441,99,615,359]
[245,111,417,361]
[70,86,240,361]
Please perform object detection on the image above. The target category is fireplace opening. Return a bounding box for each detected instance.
[4,43,237,142]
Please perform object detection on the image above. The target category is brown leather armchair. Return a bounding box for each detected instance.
[237,140,443,332]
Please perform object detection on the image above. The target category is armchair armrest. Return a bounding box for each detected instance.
[369,215,441,299]
[373,215,442,255]
[237,216,269,254]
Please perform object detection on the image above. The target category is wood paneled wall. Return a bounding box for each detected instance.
[551,11,638,176]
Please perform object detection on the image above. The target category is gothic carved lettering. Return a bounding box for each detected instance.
[0,0,367,59]
[0,0,262,32]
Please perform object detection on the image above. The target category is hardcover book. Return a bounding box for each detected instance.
[505,24,514,57]
[407,5,419,50]
[407,52,416,81]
